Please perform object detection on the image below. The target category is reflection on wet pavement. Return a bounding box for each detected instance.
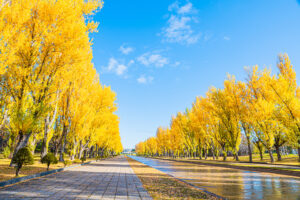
[130,156,300,200]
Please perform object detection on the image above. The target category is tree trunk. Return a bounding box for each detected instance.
[83,149,87,159]
[259,149,263,160]
[235,148,239,161]
[246,135,252,163]
[198,147,202,160]
[95,145,98,157]
[8,134,18,159]
[54,143,59,157]
[222,146,227,161]
[78,141,89,159]
[211,141,216,160]
[59,129,67,162]
[216,149,219,160]
[16,165,22,176]
[70,138,77,160]
[100,147,104,158]
[30,133,37,155]
[275,145,282,161]
[235,153,239,161]
[89,146,94,158]
[298,146,300,162]
[41,104,58,158]
[268,149,274,163]
[0,110,8,150]
[10,131,32,167]
[59,87,70,162]
[41,116,49,158]
[223,151,227,161]
[78,141,83,159]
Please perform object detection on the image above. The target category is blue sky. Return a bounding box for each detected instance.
[91,0,300,149]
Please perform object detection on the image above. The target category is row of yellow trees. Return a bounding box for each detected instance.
[0,0,122,164]
[136,54,300,163]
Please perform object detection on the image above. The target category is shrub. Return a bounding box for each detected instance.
[80,157,86,163]
[3,146,10,158]
[63,160,72,167]
[35,142,42,153]
[12,147,34,176]
[73,159,81,164]
[41,153,58,171]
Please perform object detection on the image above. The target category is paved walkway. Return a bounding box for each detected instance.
[0,156,152,200]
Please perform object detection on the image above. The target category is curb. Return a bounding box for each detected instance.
[124,156,153,200]
[128,156,226,200]
[0,160,100,188]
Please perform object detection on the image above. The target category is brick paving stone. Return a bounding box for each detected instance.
[0,156,152,200]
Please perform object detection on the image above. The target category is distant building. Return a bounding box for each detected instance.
[122,148,135,155]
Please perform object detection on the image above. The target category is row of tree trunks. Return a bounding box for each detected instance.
[41,96,59,158]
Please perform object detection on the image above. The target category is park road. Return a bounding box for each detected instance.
[0,156,152,200]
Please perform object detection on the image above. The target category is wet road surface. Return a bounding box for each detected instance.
[130,156,300,200]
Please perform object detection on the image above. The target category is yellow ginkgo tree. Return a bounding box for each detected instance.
[136,54,299,164]
[0,0,123,166]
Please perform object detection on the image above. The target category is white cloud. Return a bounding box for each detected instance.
[119,45,134,55]
[168,1,194,14]
[115,64,127,75]
[178,3,193,14]
[174,61,181,66]
[137,76,147,84]
[105,57,128,76]
[224,36,230,41]
[137,75,154,84]
[107,58,118,71]
[168,1,179,12]
[137,53,169,67]
[162,1,200,45]
[128,59,135,66]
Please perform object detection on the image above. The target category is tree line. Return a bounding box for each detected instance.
[136,54,299,163]
[0,0,123,166]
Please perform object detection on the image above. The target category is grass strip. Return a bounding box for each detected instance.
[0,154,97,182]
